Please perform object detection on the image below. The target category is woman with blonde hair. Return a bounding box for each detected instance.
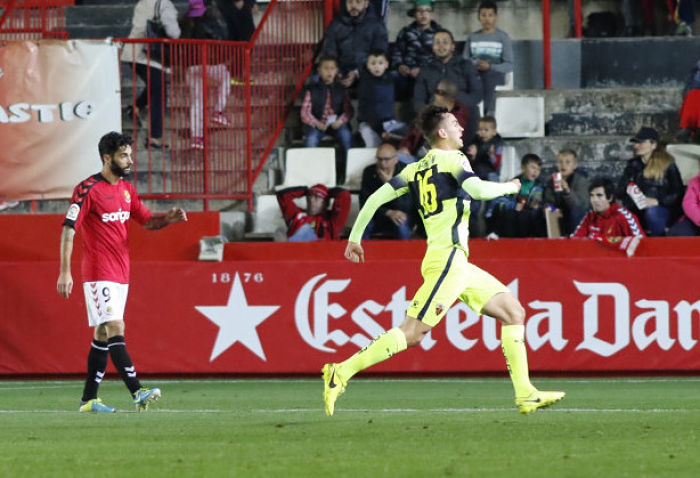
[616,127,684,236]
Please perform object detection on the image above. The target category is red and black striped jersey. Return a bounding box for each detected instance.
[63,173,151,283]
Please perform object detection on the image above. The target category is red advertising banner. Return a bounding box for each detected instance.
[1,236,699,375]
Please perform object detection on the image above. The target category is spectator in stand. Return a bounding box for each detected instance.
[413,29,482,142]
[391,0,443,101]
[674,0,696,36]
[462,1,513,116]
[121,0,181,149]
[543,149,590,236]
[180,0,231,150]
[300,56,354,182]
[668,171,700,236]
[398,79,469,163]
[359,142,415,239]
[276,184,351,241]
[488,153,546,238]
[465,115,503,237]
[357,50,408,147]
[323,0,389,88]
[677,59,700,143]
[215,0,257,42]
[466,115,503,182]
[340,0,390,22]
[571,177,645,256]
[616,127,685,236]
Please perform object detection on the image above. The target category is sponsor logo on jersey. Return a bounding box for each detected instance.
[101,209,130,223]
[66,203,80,221]
[123,190,131,203]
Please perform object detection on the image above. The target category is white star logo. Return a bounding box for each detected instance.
[195,273,279,362]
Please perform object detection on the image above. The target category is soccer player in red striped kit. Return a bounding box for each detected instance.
[57,132,187,412]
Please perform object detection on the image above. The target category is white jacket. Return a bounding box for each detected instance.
[120,0,181,70]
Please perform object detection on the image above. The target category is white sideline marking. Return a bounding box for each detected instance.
[256,407,700,414]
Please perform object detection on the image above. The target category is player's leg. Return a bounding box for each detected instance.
[478,282,565,413]
[79,283,115,412]
[322,250,462,416]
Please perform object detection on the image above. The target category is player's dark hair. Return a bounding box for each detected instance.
[417,105,449,144]
[589,176,615,200]
[558,148,578,160]
[433,28,454,43]
[521,153,542,167]
[98,132,132,163]
[478,1,498,14]
[479,115,497,128]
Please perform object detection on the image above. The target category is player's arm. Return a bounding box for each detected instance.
[345,183,402,263]
[461,176,521,200]
[143,207,188,230]
[57,226,75,298]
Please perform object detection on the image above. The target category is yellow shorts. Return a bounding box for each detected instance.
[406,248,509,327]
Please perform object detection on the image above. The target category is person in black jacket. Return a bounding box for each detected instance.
[413,29,482,141]
[615,127,685,236]
[359,142,415,239]
[215,0,256,42]
[323,0,389,87]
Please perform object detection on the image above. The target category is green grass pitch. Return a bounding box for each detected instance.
[1,377,699,477]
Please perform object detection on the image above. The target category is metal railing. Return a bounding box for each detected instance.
[0,0,72,40]
[120,0,327,210]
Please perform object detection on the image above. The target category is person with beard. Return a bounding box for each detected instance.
[413,29,482,141]
[57,132,188,413]
[323,0,388,88]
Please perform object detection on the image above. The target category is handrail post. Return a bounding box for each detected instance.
[543,0,551,89]
[245,44,253,212]
[574,0,582,38]
[202,41,210,211]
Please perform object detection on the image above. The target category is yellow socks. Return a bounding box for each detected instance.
[339,327,408,381]
[501,324,537,398]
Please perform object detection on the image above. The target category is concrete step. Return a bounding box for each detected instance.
[504,135,634,181]
[497,87,682,136]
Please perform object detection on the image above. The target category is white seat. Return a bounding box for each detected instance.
[494,70,514,91]
[343,147,376,191]
[343,193,361,235]
[495,96,545,138]
[251,194,286,235]
[498,145,519,182]
[667,144,700,185]
[277,147,336,189]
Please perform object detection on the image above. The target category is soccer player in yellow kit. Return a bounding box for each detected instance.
[322,105,564,415]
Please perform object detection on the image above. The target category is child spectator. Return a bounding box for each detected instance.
[668,170,700,236]
[466,115,503,182]
[391,0,443,100]
[398,79,469,163]
[571,177,645,257]
[300,56,354,181]
[276,184,351,241]
[488,153,546,238]
[357,50,407,147]
[543,149,590,236]
[462,1,514,116]
[359,143,415,239]
[616,127,684,236]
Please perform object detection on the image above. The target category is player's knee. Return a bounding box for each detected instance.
[503,301,526,325]
[404,328,428,348]
[104,320,125,337]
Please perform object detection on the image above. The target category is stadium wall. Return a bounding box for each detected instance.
[1,213,699,376]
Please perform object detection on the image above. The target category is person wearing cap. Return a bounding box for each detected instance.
[391,0,443,101]
[180,0,230,150]
[276,184,351,241]
[322,0,389,88]
[121,0,181,149]
[413,28,482,142]
[615,127,684,236]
